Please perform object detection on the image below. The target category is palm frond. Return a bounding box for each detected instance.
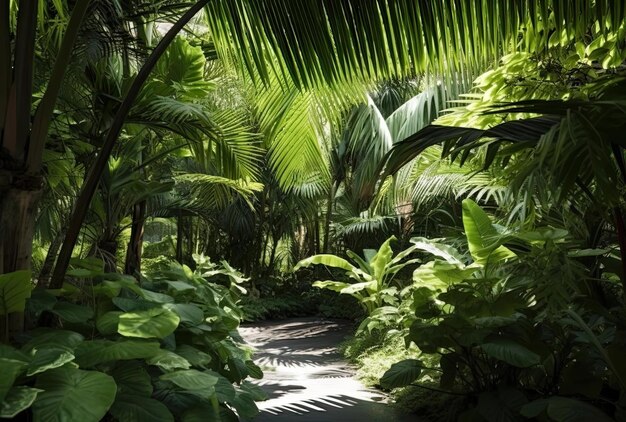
[175,173,264,210]
[205,1,623,89]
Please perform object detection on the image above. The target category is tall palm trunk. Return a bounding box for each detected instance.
[125,200,146,277]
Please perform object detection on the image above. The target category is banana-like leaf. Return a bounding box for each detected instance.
[462,199,516,265]
[312,280,351,293]
[294,255,356,272]
[370,236,396,281]
[409,237,464,265]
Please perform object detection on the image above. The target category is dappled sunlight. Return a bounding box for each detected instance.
[240,318,416,421]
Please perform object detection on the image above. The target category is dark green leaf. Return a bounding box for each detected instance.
[27,348,75,376]
[33,367,116,422]
[0,270,32,315]
[481,340,540,368]
[109,395,174,422]
[75,339,161,367]
[0,386,42,418]
[51,302,94,323]
[380,359,423,388]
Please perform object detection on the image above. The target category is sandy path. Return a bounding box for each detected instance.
[239,317,416,421]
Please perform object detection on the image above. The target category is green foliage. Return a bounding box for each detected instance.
[296,236,421,314]
[0,256,264,420]
[0,270,32,315]
[376,201,625,420]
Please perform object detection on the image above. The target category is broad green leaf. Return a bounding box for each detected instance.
[567,248,612,257]
[160,369,218,393]
[370,236,396,280]
[516,227,568,242]
[166,281,196,292]
[74,340,161,368]
[27,348,75,376]
[118,307,180,339]
[346,250,372,273]
[68,257,105,276]
[481,339,540,368]
[0,358,27,402]
[0,270,32,315]
[109,395,174,422]
[245,360,263,379]
[96,311,122,335]
[294,255,356,272]
[409,237,464,265]
[230,391,259,419]
[51,302,94,323]
[413,261,479,290]
[215,376,236,403]
[240,381,267,401]
[0,386,42,418]
[380,359,423,388]
[33,367,116,422]
[0,345,29,362]
[462,199,516,265]
[164,303,204,325]
[22,330,84,353]
[137,288,175,304]
[112,361,153,397]
[312,280,351,292]
[545,397,613,421]
[112,297,160,312]
[91,281,122,298]
[26,290,57,317]
[175,345,212,368]
[148,350,191,371]
[340,281,377,295]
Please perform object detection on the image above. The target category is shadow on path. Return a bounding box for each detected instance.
[239,317,417,421]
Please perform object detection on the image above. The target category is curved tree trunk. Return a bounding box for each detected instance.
[125,200,146,277]
[37,224,66,288]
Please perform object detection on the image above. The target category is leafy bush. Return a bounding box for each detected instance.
[295,235,421,314]
[379,200,625,421]
[0,255,265,421]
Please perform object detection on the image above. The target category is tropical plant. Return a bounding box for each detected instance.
[0,254,265,420]
[295,235,424,314]
[379,200,623,421]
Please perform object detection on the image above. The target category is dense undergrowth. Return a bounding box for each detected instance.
[1,256,266,421]
[300,199,626,421]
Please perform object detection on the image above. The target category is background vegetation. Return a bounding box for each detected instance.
[1,1,625,421]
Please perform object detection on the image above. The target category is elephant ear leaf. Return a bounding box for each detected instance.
[462,199,515,265]
[33,367,116,422]
[0,270,32,315]
[380,359,423,389]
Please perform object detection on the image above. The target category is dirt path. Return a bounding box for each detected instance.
[239,317,416,421]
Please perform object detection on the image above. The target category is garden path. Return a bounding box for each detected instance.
[239,317,417,421]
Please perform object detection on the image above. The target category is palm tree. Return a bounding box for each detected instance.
[2,0,623,284]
